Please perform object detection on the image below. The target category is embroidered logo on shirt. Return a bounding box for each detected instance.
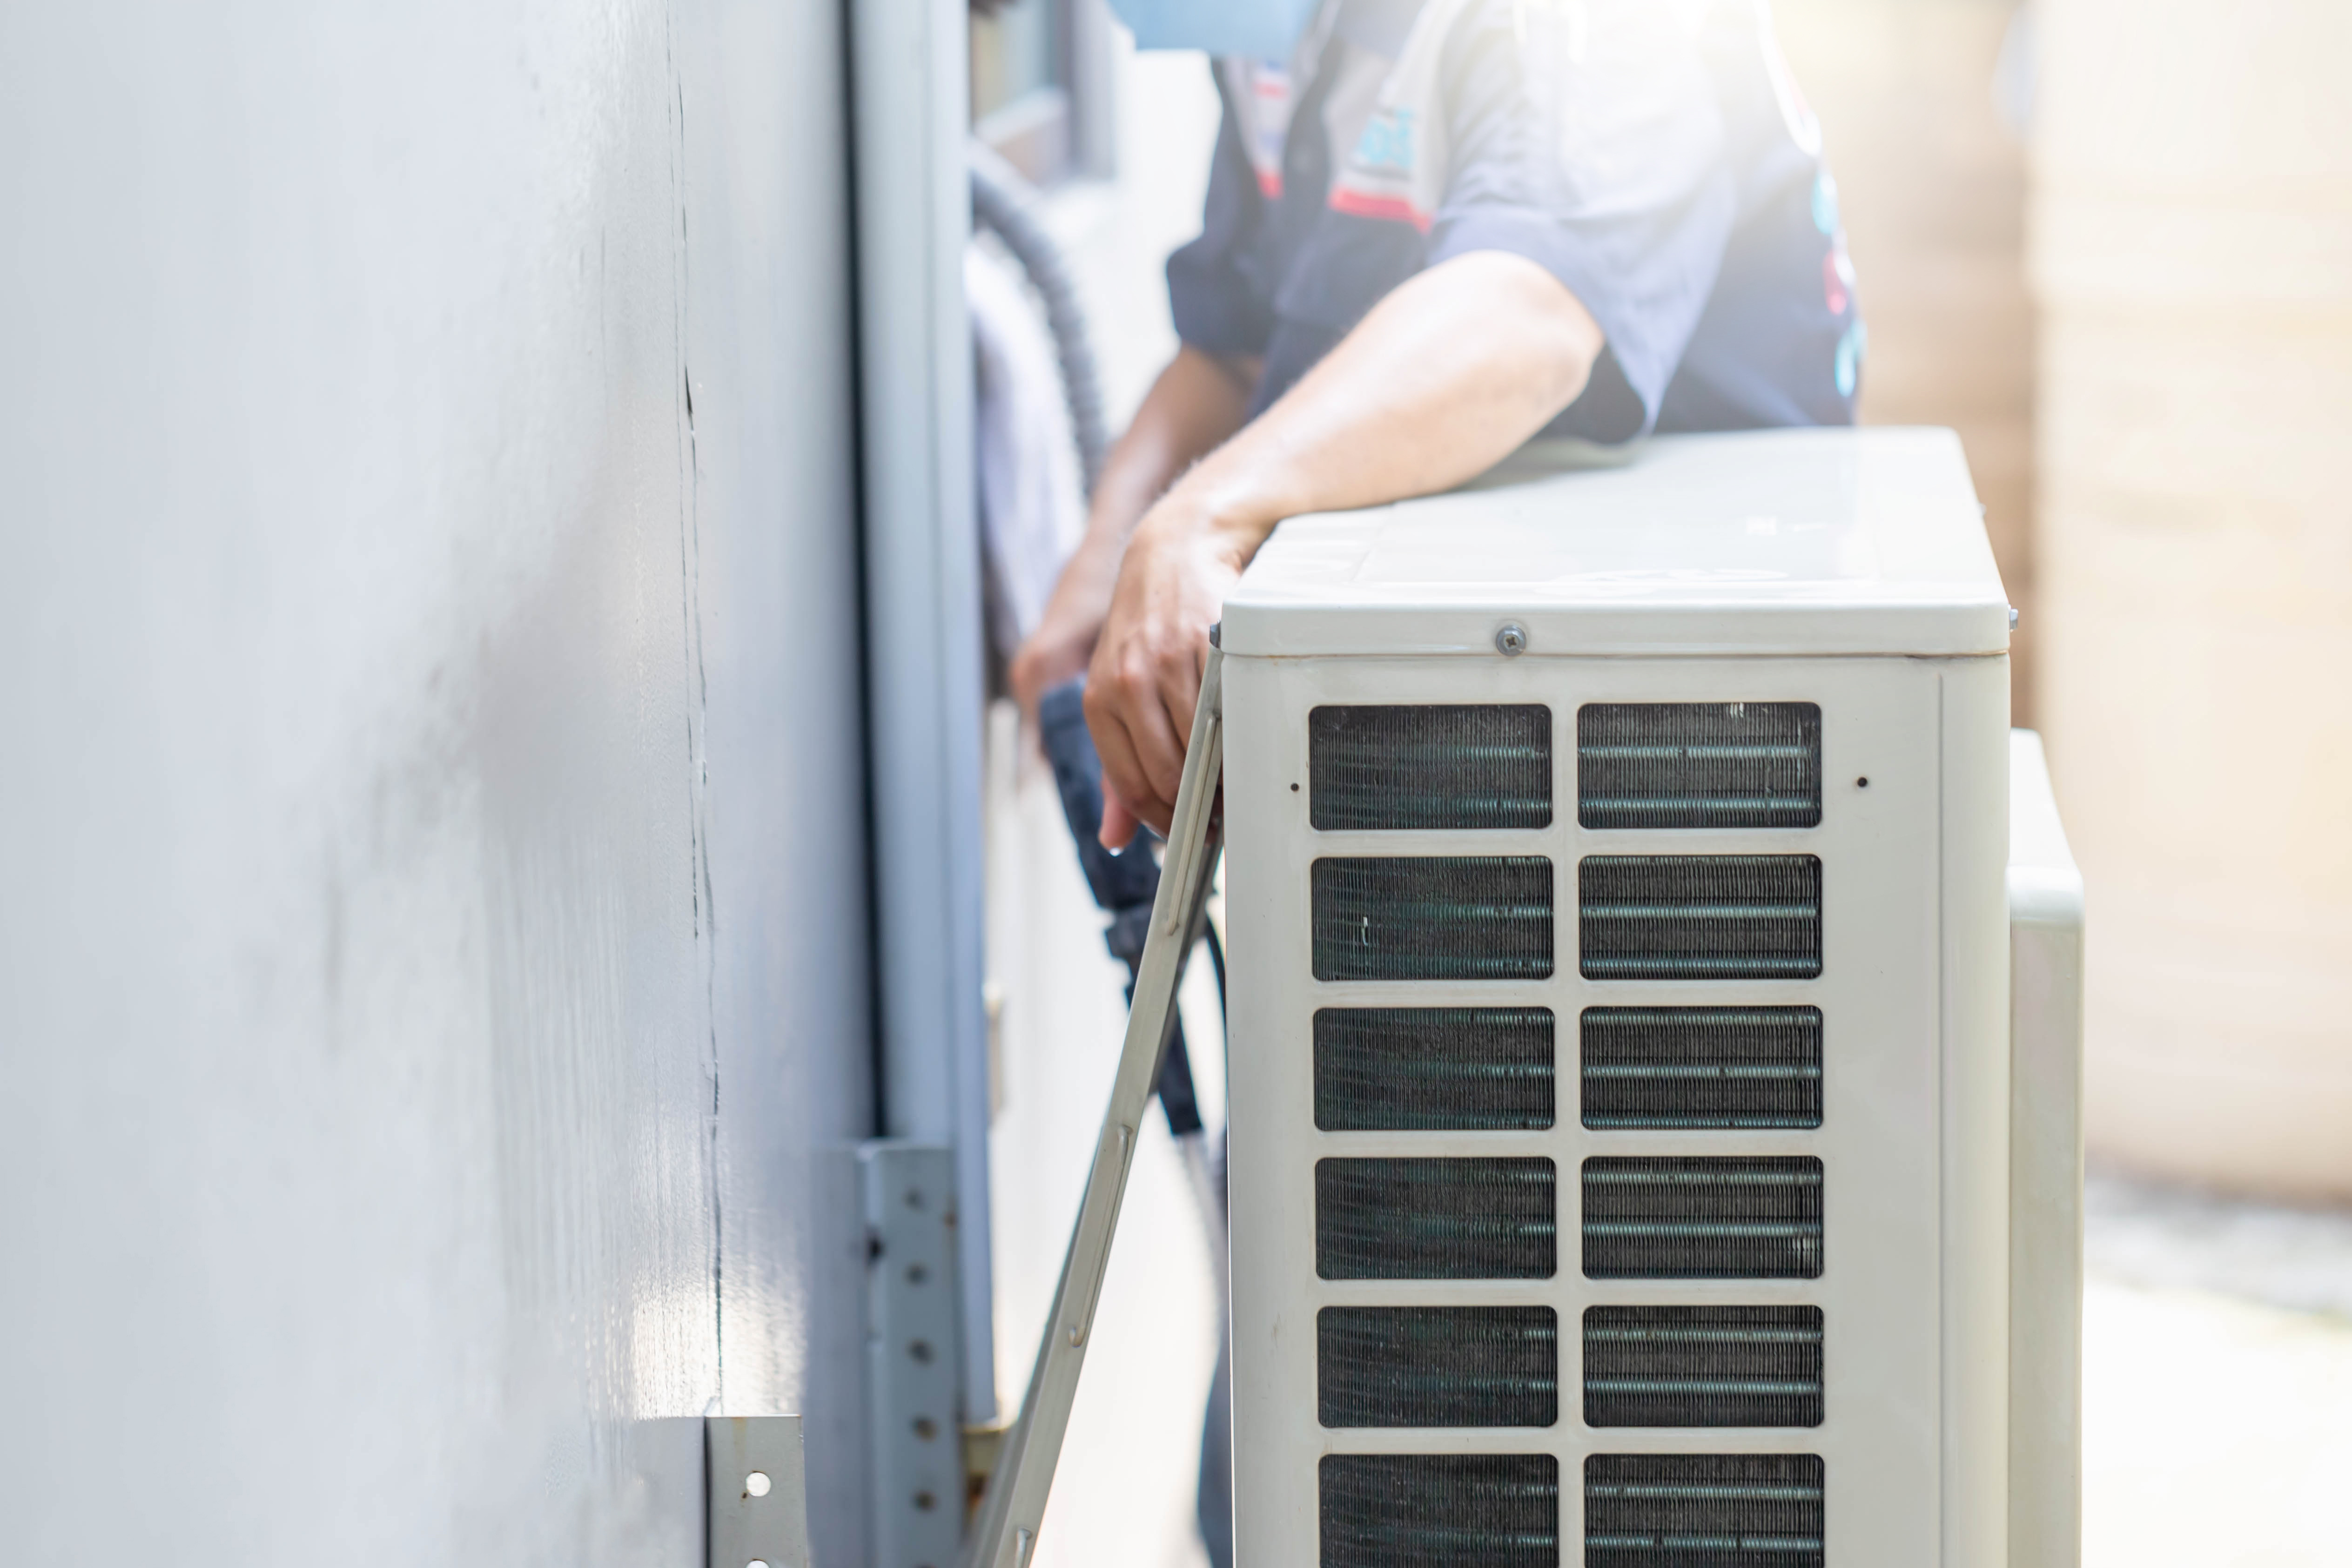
[1324,0,1472,233]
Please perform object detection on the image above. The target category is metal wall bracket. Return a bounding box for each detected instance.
[707,1415,813,1568]
[861,1140,968,1568]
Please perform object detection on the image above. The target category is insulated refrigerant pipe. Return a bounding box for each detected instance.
[968,141,1109,496]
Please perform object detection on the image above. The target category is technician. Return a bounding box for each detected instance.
[1010,0,1865,844]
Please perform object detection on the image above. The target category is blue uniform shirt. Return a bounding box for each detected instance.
[1166,0,1864,442]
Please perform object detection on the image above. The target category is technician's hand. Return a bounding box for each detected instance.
[1083,502,1245,843]
[1012,346,1258,729]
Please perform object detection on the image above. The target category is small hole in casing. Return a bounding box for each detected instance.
[1856,776,1870,788]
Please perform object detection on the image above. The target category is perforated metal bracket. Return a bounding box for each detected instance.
[707,1415,813,1568]
[861,1140,967,1568]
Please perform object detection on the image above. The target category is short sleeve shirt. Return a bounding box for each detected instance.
[1165,0,1864,442]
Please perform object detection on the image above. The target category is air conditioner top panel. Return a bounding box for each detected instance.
[1221,427,2010,659]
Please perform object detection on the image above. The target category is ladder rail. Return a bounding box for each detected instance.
[965,646,1227,1568]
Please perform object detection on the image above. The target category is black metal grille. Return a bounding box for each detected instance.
[1582,1307,1824,1428]
[1312,705,1553,831]
[1316,1007,1556,1131]
[1578,857,1821,981]
[1581,1157,1823,1279]
[1317,1157,1558,1280]
[1579,1008,1823,1131]
[1584,1453,1823,1568]
[1578,703,1821,830]
[1321,1453,1561,1568]
[1315,857,1555,982]
[1318,1306,1559,1428]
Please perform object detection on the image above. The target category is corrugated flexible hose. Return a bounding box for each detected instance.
[968,141,1109,496]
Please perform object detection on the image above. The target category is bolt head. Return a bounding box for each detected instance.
[1495,623,1529,657]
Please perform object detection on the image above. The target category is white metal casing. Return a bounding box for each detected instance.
[1221,428,2017,1567]
[2006,732,2084,1568]
[1222,428,2013,662]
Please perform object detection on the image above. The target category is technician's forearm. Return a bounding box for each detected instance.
[1083,347,1254,554]
[1035,345,1255,624]
[1152,251,1602,568]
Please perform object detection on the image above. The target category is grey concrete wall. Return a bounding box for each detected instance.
[0,2,873,1562]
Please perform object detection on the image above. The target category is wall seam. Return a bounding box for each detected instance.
[664,0,727,1406]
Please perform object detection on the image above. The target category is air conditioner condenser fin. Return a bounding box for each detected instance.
[1316,1006,1556,1131]
[1584,1453,1824,1568]
[1577,702,1821,829]
[1578,856,1821,981]
[1580,1007,1822,1131]
[1582,1306,1824,1428]
[1320,1453,1561,1568]
[1315,856,1555,982]
[1312,704,1553,831]
[1318,1306,1559,1428]
[1317,1157,1558,1280]
[1581,1157,1824,1279]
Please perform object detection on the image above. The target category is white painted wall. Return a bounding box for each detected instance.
[0,2,873,1562]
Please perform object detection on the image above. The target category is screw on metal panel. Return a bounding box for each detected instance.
[2009,606,2021,629]
[1495,623,1528,657]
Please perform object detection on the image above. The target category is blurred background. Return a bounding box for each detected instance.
[969,2,2352,1564]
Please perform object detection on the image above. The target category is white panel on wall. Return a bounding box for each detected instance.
[0,0,872,1561]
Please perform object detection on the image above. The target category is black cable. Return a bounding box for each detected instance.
[968,141,1110,496]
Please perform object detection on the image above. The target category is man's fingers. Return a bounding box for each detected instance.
[1154,646,1203,783]
[1092,644,1188,824]
[1084,687,1176,837]
[1123,683,1187,820]
[1099,785,1140,852]
[1080,504,1239,837]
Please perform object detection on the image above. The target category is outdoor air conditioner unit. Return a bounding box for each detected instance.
[1215,427,2084,1568]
